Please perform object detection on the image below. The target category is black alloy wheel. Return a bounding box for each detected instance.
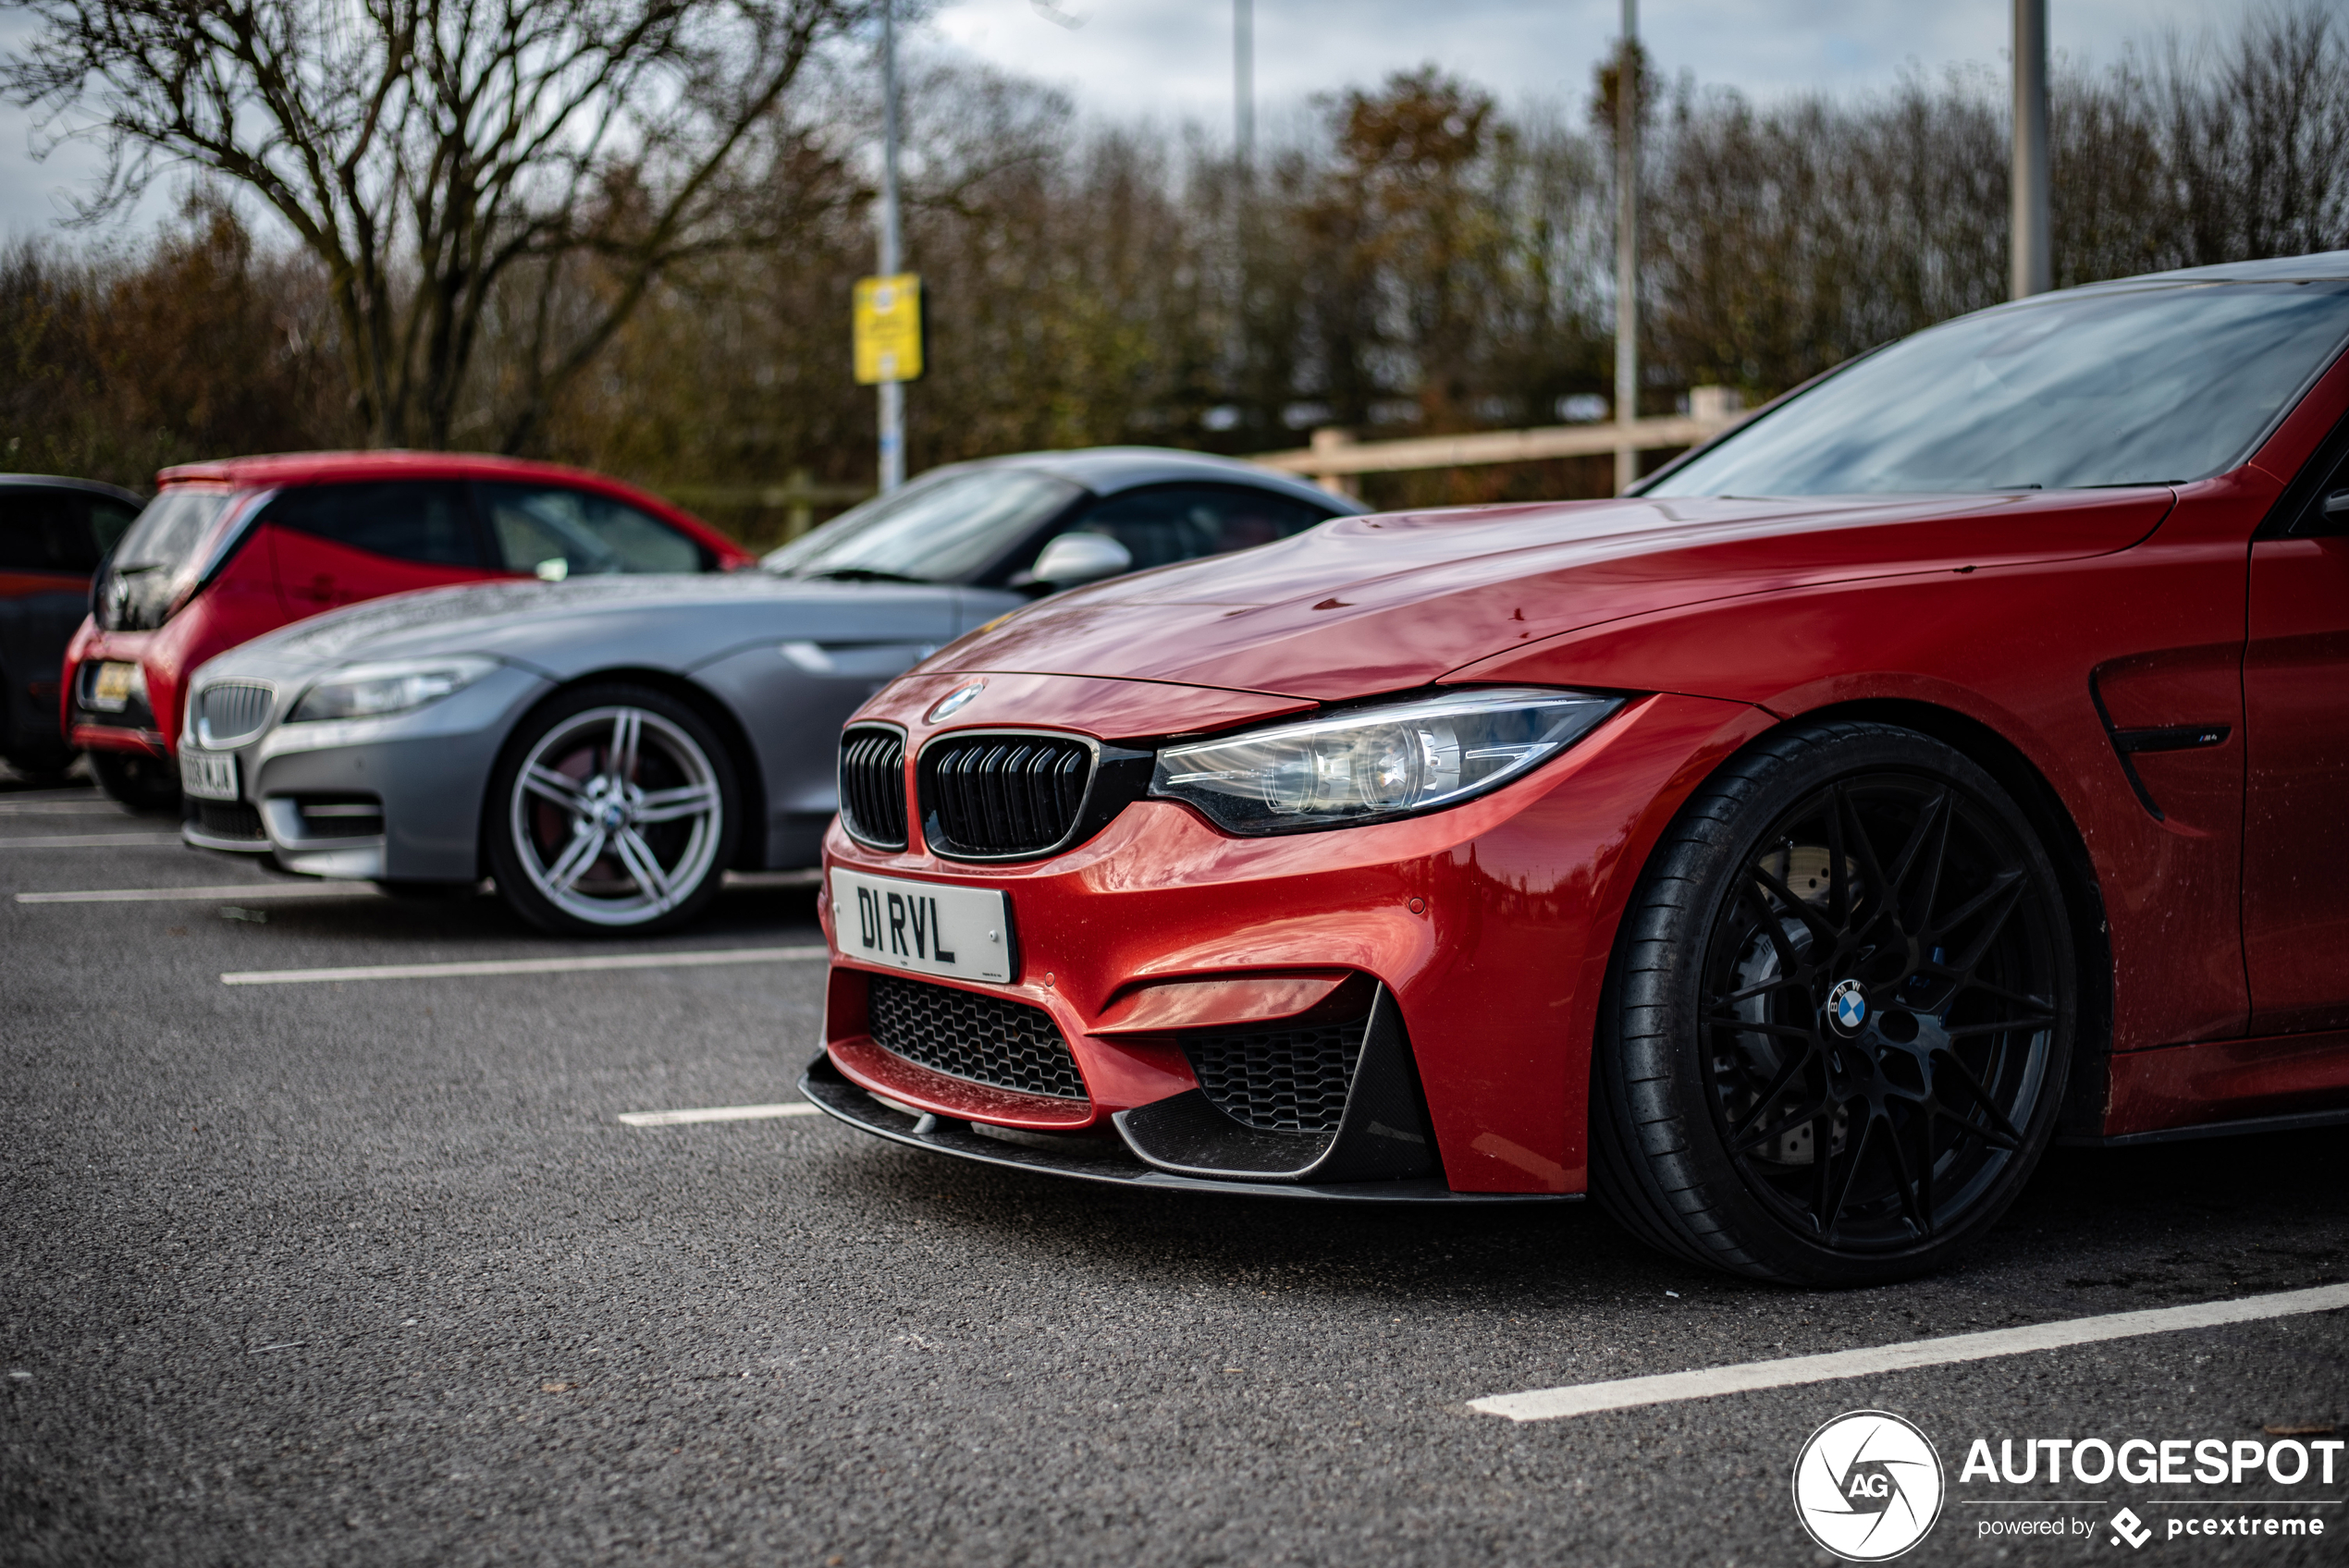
[1593,721,2077,1286]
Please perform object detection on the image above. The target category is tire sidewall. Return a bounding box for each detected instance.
[1608,723,2077,1286]
[91,749,182,813]
[486,682,741,937]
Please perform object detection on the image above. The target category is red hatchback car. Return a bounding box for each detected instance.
[805,253,2349,1285]
[65,452,751,808]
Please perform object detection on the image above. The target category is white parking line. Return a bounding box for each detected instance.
[0,801,134,816]
[1469,1281,2349,1422]
[722,869,822,888]
[18,870,817,904]
[18,882,387,904]
[220,945,829,986]
[0,833,185,849]
[617,1103,823,1126]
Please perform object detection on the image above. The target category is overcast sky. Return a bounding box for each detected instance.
[938,0,2263,133]
[0,0,2294,241]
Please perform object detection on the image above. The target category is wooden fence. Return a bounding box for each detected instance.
[1252,387,1748,498]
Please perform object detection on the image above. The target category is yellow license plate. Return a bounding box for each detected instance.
[90,662,139,711]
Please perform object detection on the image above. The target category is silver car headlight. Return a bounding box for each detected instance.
[1150,687,1624,835]
[289,656,499,724]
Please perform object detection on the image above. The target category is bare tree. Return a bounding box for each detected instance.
[2161,6,2349,268]
[7,3,2342,512]
[5,0,882,451]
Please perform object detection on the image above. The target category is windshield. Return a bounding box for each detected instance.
[764,467,1082,583]
[97,485,237,631]
[1647,281,2349,496]
[113,486,230,571]
[476,483,706,575]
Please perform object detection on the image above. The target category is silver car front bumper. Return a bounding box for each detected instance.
[179,665,554,882]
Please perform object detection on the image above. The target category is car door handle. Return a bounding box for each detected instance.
[2324,489,2349,519]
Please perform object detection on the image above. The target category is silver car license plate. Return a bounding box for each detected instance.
[180,749,239,802]
[830,869,1014,984]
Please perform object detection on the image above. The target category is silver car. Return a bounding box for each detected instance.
[177,448,1357,933]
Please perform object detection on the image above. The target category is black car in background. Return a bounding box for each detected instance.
[0,476,143,782]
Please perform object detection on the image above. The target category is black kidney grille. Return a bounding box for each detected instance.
[1181,1013,1369,1135]
[867,974,1087,1100]
[838,727,908,849]
[922,733,1092,857]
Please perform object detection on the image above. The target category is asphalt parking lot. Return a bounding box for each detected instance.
[3,771,2344,1567]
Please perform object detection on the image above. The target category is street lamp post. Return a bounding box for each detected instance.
[1235,0,1254,171]
[1614,0,1640,496]
[877,0,905,491]
[2011,0,2051,299]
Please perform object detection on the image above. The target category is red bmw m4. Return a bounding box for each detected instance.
[804,253,2349,1285]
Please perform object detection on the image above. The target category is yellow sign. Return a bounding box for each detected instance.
[853,274,924,385]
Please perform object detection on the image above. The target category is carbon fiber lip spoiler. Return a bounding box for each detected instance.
[797,1053,1568,1204]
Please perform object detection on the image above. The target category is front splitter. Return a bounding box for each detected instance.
[798,1053,1571,1205]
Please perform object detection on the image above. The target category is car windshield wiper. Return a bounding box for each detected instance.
[798,566,934,583]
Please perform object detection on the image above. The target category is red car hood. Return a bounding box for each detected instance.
[927,488,2174,702]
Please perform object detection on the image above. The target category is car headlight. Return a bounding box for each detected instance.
[289,656,498,723]
[1150,687,1625,834]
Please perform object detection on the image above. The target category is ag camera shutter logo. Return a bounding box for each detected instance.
[1792,1410,1946,1561]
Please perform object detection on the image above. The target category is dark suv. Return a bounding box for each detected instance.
[0,476,144,782]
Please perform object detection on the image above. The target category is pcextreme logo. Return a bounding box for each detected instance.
[1793,1410,1948,1561]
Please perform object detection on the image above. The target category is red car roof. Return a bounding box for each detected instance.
[154,450,752,567]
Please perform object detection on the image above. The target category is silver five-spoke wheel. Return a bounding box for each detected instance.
[490,686,738,935]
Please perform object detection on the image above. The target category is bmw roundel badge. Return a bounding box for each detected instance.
[1828,978,1868,1035]
[926,680,987,724]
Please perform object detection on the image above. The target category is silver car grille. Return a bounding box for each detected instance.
[196,681,275,747]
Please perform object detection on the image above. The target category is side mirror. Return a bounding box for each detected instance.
[1027,532,1133,588]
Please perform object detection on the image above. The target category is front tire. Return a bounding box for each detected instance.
[486,684,740,937]
[90,749,182,813]
[2,749,79,790]
[1592,720,2076,1286]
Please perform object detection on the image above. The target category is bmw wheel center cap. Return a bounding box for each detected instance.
[1828,978,1868,1035]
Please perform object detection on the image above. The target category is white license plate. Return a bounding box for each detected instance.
[89,661,138,712]
[179,749,239,802]
[830,869,1014,984]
